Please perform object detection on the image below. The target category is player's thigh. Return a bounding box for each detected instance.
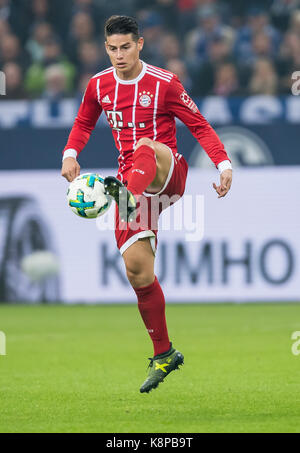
[122,237,155,282]
[149,141,172,191]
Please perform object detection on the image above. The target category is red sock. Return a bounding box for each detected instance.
[133,276,171,356]
[127,145,157,195]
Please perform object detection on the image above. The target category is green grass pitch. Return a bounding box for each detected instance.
[1,303,300,433]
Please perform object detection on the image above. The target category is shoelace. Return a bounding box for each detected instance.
[147,357,154,370]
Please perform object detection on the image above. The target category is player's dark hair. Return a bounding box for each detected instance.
[104,15,139,42]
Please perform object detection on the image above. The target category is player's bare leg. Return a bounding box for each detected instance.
[123,237,155,288]
[123,237,184,393]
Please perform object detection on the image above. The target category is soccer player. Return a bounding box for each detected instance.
[61,15,232,393]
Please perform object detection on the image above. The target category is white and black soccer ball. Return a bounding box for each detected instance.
[67,173,111,219]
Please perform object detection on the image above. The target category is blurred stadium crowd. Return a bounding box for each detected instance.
[0,0,299,100]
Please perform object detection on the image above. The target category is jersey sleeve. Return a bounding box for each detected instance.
[165,75,230,167]
[63,78,102,157]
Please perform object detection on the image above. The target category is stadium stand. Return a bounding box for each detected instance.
[0,0,300,99]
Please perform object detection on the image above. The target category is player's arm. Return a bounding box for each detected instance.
[61,78,102,182]
[165,75,232,198]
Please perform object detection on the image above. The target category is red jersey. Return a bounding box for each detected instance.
[64,61,229,178]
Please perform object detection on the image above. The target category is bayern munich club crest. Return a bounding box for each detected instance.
[139,91,153,107]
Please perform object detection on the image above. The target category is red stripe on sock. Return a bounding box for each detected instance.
[133,276,171,356]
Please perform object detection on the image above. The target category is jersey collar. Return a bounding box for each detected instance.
[113,60,147,85]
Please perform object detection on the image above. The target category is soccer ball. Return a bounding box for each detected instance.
[67,173,111,219]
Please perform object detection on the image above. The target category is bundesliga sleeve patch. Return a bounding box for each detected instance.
[180,91,198,113]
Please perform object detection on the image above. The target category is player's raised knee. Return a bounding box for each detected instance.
[125,259,143,282]
[125,257,154,288]
[126,268,150,288]
[135,137,154,150]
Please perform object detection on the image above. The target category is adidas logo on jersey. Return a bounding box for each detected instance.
[102,95,111,103]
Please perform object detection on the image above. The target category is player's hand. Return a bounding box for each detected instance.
[213,169,232,198]
[61,157,80,182]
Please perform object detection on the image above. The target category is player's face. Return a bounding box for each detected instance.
[105,34,144,76]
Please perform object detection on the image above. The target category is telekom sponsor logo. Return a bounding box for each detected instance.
[107,110,146,130]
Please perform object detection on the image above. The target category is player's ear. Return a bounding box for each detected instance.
[104,41,109,55]
[137,37,144,52]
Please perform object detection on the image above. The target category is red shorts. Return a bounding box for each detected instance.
[115,150,188,255]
